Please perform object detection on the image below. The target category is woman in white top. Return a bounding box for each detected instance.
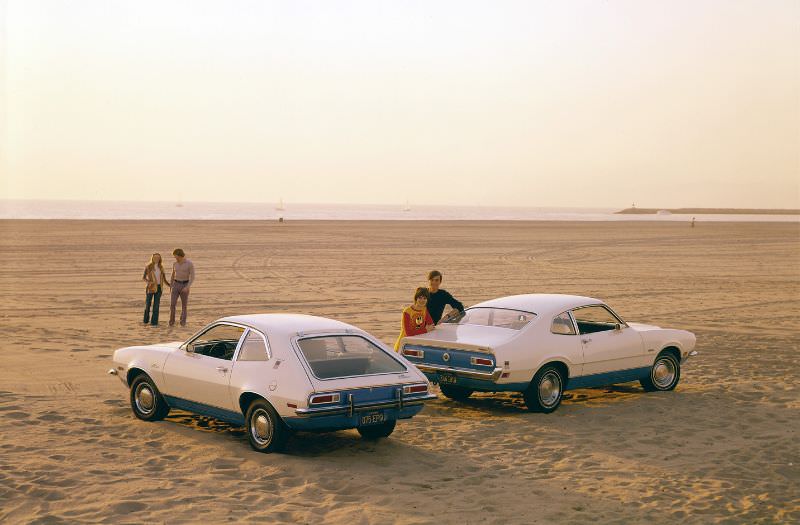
[142,253,170,326]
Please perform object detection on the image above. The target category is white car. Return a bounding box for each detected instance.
[399,294,697,413]
[109,314,435,452]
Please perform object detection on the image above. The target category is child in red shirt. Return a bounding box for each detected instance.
[394,287,434,351]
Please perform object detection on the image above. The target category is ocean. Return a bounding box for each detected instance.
[1,200,797,222]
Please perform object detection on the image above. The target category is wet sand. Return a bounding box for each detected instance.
[0,219,798,524]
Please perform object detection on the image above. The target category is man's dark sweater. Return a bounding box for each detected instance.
[427,289,464,324]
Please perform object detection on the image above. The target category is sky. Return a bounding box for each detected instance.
[1,0,799,209]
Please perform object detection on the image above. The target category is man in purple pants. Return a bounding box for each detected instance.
[169,248,195,326]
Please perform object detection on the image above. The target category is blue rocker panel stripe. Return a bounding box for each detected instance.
[565,367,650,390]
[164,395,246,426]
[424,366,651,393]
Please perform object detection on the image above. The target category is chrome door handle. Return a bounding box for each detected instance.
[581,338,592,344]
[216,366,228,373]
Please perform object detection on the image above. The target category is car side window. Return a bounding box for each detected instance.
[550,312,576,335]
[188,324,245,361]
[238,331,269,362]
[571,306,620,335]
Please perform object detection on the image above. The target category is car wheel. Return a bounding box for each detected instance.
[439,384,474,401]
[640,352,681,392]
[245,399,288,453]
[357,420,396,439]
[523,365,564,413]
[129,374,170,421]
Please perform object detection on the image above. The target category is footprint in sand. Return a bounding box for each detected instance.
[110,501,147,513]
[3,411,29,420]
[211,459,238,470]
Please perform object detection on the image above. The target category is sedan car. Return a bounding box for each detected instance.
[109,314,435,452]
[398,294,697,413]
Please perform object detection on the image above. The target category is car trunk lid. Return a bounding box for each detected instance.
[402,323,518,353]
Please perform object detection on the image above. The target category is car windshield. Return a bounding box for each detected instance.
[297,335,407,379]
[443,307,535,330]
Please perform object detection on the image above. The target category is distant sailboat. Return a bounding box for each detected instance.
[275,198,285,211]
[403,200,411,212]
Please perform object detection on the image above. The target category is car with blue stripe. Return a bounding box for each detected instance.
[399,294,697,412]
[109,314,435,452]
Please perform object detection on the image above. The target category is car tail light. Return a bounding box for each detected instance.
[470,356,494,367]
[309,393,341,405]
[403,384,428,395]
[402,348,424,358]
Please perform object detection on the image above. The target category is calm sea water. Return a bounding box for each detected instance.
[1,200,797,222]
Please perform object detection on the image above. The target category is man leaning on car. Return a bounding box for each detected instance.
[426,270,464,324]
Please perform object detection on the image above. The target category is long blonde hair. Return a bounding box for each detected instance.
[146,253,166,277]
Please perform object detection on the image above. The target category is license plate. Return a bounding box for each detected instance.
[359,411,385,426]
[438,372,457,385]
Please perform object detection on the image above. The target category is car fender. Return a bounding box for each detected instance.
[639,329,696,363]
[114,345,173,390]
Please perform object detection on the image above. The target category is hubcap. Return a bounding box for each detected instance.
[250,409,273,446]
[653,358,676,388]
[135,384,155,414]
[538,371,562,407]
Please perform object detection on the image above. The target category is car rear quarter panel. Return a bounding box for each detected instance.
[493,326,583,384]
[230,341,315,419]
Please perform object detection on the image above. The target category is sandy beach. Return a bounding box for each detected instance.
[0,219,798,524]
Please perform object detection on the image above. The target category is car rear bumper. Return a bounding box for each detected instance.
[415,363,504,382]
[294,393,437,417]
[286,393,436,431]
[284,405,425,431]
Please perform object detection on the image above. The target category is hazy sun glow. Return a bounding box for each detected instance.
[2,0,799,208]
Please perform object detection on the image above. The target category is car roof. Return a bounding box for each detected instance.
[470,294,604,317]
[217,313,363,338]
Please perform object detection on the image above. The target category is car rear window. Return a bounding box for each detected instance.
[444,307,535,330]
[297,335,406,379]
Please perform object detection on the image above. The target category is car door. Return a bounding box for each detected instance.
[162,323,246,411]
[571,305,645,376]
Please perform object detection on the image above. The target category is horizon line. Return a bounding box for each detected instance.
[3,198,799,212]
